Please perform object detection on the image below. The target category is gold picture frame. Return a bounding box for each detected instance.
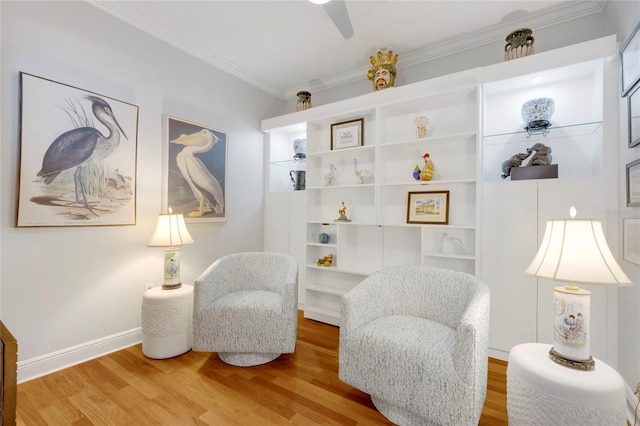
[406,190,449,225]
[331,118,363,150]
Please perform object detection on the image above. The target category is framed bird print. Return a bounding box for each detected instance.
[17,72,139,227]
[164,115,227,223]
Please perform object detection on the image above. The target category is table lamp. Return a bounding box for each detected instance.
[525,207,632,370]
[147,208,194,290]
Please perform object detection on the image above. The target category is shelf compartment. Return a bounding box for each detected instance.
[382,226,422,267]
[306,146,375,187]
[306,108,377,154]
[378,133,477,183]
[378,182,476,227]
[482,123,603,182]
[307,186,376,224]
[422,227,476,257]
[379,85,478,143]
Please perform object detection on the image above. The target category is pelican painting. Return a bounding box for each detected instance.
[17,73,138,227]
[166,116,227,222]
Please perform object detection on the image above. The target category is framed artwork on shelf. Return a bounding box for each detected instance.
[621,21,640,97]
[17,72,139,227]
[627,158,640,207]
[406,190,450,225]
[165,115,227,223]
[331,118,363,150]
[623,218,640,266]
[628,80,640,148]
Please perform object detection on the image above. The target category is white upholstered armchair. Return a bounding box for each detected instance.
[192,252,298,367]
[339,266,490,426]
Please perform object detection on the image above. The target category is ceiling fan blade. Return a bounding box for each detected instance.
[322,0,354,40]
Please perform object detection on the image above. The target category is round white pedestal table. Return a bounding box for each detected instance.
[141,284,193,359]
[507,343,626,426]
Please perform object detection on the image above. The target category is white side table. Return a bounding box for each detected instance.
[141,284,193,359]
[507,343,626,426]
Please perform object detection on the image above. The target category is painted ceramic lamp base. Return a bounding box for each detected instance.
[551,286,594,370]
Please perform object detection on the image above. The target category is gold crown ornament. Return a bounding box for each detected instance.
[367,50,398,91]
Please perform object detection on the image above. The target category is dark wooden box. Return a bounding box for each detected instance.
[511,164,558,180]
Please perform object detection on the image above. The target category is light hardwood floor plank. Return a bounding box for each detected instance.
[17,311,507,425]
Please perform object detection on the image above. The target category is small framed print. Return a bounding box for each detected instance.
[623,218,640,266]
[331,118,363,150]
[628,80,640,148]
[627,159,640,207]
[407,190,449,225]
[621,21,640,97]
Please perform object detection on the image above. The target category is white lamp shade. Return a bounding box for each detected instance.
[526,219,631,285]
[147,213,194,247]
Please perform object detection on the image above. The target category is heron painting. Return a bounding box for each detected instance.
[165,116,227,223]
[17,73,138,227]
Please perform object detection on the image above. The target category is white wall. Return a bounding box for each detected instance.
[606,0,640,403]
[0,1,284,381]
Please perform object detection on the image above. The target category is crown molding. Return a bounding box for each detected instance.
[285,0,607,100]
[87,0,286,99]
[88,0,605,101]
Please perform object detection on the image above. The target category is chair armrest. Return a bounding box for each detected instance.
[193,258,230,313]
[341,274,396,336]
[454,281,491,384]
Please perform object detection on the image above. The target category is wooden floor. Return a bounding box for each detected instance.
[16,312,507,425]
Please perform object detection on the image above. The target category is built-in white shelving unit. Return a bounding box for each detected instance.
[262,36,620,360]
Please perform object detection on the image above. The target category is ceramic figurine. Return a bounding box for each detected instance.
[501,152,531,179]
[353,158,374,183]
[325,163,338,186]
[296,91,312,111]
[413,165,421,180]
[526,143,552,166]
[317,253,334,267]
[504,28,534,61]
[367,50,398,91]
[414,116,429,138]
[420,153,434,181]
[335,201,351,222]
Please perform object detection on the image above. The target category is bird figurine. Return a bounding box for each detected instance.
[325,163,338,186]
[413,165,421,180]
[353,158,374,184]
[171,129,224,217]
[37,95,128,216]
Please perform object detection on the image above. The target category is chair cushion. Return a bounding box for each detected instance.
[195,290,290,353]
[341,315,463,420]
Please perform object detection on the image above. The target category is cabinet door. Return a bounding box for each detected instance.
[481,181,538,355]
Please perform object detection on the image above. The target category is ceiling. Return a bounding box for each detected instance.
[89,0,606,100]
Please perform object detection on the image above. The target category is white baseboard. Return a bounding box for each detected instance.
[17,327,142,383]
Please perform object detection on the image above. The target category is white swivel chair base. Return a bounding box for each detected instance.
[218,352,282,367]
